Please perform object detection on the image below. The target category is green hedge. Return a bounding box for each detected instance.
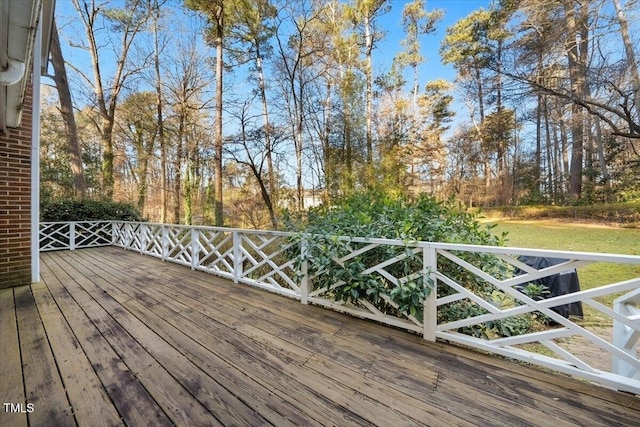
[41,199,143,222]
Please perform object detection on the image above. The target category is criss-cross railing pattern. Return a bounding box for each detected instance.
[112,222,143,251]
[430,243,640,392]
[141,223,163,257]
[40,221,112,251]
[195,228,235,279]
[304,237,430,334]
[39,221,640,394]
[614,288,640,380]
[236,230,299,297]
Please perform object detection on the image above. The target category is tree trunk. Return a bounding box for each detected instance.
[323,81,332,202]
[535,91,542,198]
[214,4,224,226]
[255,47,276,225]
[543,98,554,201]
[152,0,167,223]
[474,66,490,192]
[559,113,570,197]
[563,0,587,200]
[345,110,353,190]
[296,98,304,211]
[495,40,506,179]
[174,115,184,224]
[594,118,611,197]
[101,121,115,199]
[50,22,86,198]
[364,12,373,165]
[240,121,278,229]
[612,0,640,122]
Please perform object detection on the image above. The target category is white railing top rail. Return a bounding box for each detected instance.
[106,221,640,264]
[112,220,295,237]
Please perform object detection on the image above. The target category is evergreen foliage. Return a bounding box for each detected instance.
[286,192,542,335]
[294,191,504,245]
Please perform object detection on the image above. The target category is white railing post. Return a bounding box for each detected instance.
[191,228,199,270]
[139,223,147,255]
[162,225,168,261]
[613,289,640,379]
[233,231,241,283]
[300,237,310,305]
[423,245,437,342]
[69,222,76,251]
[110,221,116,245]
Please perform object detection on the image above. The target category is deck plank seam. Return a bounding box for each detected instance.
[38,255,129,426]
[45,252,178,426]
[29,283,81,426]
[68,249,388,427]
[12,287,29,427]
[50,252,231,427]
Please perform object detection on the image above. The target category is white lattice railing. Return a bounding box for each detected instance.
[39,221,640,394]
[428,243,640,394]
[39,221,113,251]
[110,222,300,299]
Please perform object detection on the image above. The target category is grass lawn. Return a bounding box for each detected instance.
[483,219,640,326]
[486,219,640,255]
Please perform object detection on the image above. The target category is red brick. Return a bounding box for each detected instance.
[1,78,33,289]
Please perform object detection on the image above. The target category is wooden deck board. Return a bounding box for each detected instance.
[73,250,595,425]
[1,246,638,427]
[0,288,28,427]
[40,254,174,427]
[30,284,123,426]
[54,250,295,427]
[13,285,75,426]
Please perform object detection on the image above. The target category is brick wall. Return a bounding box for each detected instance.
[0,82,33,288]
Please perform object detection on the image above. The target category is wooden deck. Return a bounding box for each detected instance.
[1,248,638,426]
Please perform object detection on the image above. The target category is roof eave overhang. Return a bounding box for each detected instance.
[0,0,55,131]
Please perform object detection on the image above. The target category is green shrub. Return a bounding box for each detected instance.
[41,199,143,222]
[288,192,529,335]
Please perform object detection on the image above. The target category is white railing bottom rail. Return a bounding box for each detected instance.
[39,221,640,395]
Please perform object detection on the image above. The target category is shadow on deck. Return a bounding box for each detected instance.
[1,247,638,426]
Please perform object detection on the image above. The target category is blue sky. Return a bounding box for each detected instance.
[52,0,492,130]
[53,0,491,89]
[378,0,492,84]
[50,0,493,189]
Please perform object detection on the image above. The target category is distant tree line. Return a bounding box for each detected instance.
[41,0,640,228]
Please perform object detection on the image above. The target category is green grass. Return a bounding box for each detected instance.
[485,219,640,325]
[488,220,640,255]
[478,200,640,225]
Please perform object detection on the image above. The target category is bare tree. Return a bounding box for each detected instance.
[226,98,282,228]
[274,0,322,211]
[70,0,151,199]
[185,0,226,225]
[150,0,168,222]
[50,21,86,198]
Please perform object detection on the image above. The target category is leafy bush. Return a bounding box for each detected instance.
[41,199,143,222]
[288,192,530,333]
